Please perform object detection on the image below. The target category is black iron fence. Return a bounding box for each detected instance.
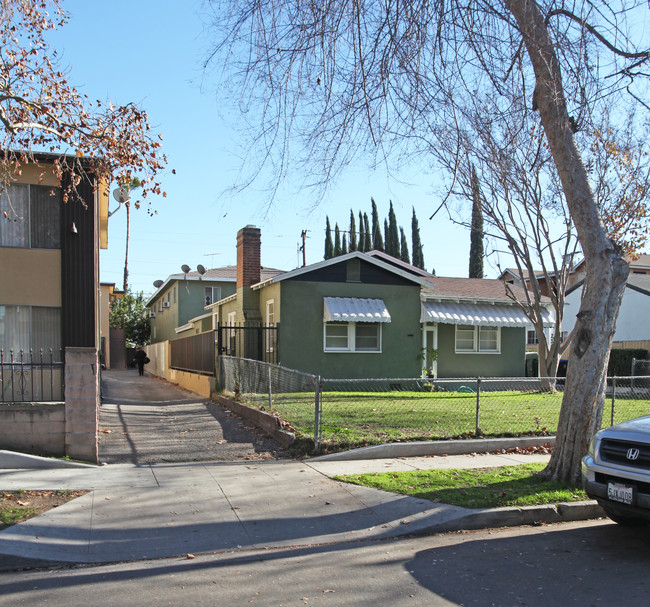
[170,331,216,375]
[0,348,64,403]
[217,323,278,365]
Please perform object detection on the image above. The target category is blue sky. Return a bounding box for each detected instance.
[51,0,485,297]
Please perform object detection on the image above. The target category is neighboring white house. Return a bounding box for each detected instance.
[563,273,650,346]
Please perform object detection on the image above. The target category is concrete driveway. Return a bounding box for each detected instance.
[98,369,286,464]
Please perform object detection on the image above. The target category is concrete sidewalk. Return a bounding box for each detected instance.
[0,450,602,567]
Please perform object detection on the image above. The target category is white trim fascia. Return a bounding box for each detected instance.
[422,294,523,306]
[175,323,193,334]
[146,275,237,307]
[251,251,436,290]
[187,311,212,324]
[206,293,237,310]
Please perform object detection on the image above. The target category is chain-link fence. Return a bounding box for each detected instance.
[217,356,650,452]
[219,356,321,445]
[632,358,650,378]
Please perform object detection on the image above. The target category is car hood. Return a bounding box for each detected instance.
[603,415,650,437]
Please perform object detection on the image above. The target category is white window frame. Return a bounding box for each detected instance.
[455,325,501,354]
[266,299,275,325]
[227,311,237,354]
[205,286,222,306]
[324,322,382,353]
[527,329,538,345]
[266,299,276,352]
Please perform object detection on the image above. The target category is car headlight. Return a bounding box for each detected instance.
[587,430,602,458]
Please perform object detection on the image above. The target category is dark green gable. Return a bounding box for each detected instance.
[276,259,423,378]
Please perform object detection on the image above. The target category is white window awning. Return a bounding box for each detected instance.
[420,301,555,327]
[324,297,391,323]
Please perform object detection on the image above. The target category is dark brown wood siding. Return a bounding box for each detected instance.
[60,173,97,348]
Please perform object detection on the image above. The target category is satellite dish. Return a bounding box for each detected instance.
[181,264,191,274]
[112,187,130,204]
[197,264,206,275]
[153,280,164,288]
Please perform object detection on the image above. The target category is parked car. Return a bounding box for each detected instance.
[582,415,650,525]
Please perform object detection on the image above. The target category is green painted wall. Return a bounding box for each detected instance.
[178,280,236,329]
[150,279,236,343]
[435,324,526,378]
[149,283,178,343]
[277,279,423,379]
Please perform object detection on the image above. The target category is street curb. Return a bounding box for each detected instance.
[411,501,605,536]
[0,450,96,469]
[309,436,555,461]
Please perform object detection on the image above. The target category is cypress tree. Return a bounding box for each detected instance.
[342,234,348,255]
[324,216,334,259]
[411,207,425,270]
[334,223,342,257]
[387,201,400,257]
[363,213,371,252]
[358,211,365,252]
[371,198,384,251]
[349,210,357,251]
[400,227,410,263]
[384,218,390,253]
[469,164,485,278]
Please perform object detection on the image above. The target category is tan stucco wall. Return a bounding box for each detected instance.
[258,283,281,322]
[99,285,111,368]
[0,248,61,305]
[167,368,214,398]
[12,163,60,187]
[98,179,109,250]
[219,299,240,323]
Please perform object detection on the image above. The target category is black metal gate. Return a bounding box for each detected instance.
[217,323,278,364]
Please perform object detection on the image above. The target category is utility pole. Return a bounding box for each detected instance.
[299,230,308,267]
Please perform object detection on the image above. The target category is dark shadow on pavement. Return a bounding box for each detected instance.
[98,369,286,464]
[406,521,650,606]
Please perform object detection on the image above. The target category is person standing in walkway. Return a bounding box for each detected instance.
[133,346,147,376]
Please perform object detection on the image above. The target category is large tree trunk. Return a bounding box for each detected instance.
[507,0,629,484]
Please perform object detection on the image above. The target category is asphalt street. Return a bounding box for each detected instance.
[99,369,286,464]
[0,520,648,606]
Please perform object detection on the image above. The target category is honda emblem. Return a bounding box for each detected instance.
[627,448,641,461]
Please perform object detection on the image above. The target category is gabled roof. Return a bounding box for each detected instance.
[422,276,537,304]
[631,254,650,271]
[498,259,585,283]
[250,251,437,290]
[364,250,434,279]
[146,265,284,306]
[567,273,650,298]
[627,274,650,296]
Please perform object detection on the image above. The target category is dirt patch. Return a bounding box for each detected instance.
[0,490,87,530]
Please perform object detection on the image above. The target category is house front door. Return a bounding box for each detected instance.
[422,325,438,378]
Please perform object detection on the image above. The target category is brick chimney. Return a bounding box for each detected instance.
[237,225,261,289]
[236,225,262,321]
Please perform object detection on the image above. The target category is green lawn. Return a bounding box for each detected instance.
[240,389,650,451]
[334,463,588,508]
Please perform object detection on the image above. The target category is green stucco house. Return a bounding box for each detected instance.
[146,264,283,343]
[203,226,554,379]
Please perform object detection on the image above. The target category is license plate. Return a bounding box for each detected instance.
[608,482,634,505]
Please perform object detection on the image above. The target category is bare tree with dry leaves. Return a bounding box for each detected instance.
[205,0,650,483]
[0,0,166,211]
